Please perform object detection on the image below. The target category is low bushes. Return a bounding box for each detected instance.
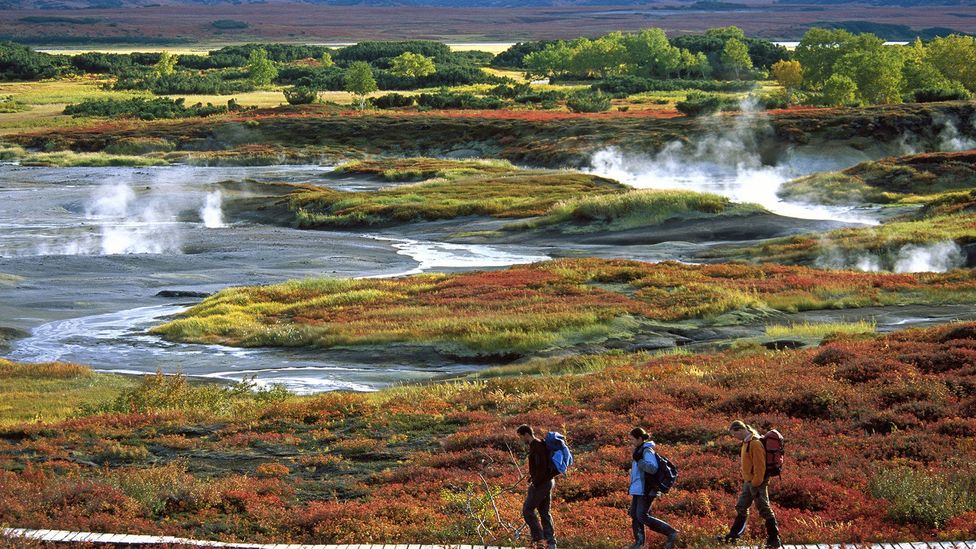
[370,93,415,109]
[63,97,227,120]
[676,92,722,117]
[415,90,504,110]
[2,322,976,544]
[870,467,976,527]
[592,75,756,96]
[566,91,611,113]
[283,86,318,105]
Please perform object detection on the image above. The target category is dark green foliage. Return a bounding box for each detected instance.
[676,92,722,116]
[491,40,561,68]
[815,21,961,41]
[283,86,318,105]
[18,16,101,24]
[514,90,565,104]
[69,52,132,74]
[592,75,755,95]
[113,69,256,94]
[334,41,452,63]
[211,19,249,30]
[566,91,611,113]
[913,86,972,103]
[370,93,415,109]
[671,33,789,71]
[63,97,227,120]
[0,41,67,81]
[208,44,334,64]
[415,90,504,109]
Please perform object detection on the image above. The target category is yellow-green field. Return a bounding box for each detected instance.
[0,359,138,426]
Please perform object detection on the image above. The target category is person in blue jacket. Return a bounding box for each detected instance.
[626,427,678,549]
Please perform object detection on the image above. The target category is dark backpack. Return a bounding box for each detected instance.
[651,453,679,494]
[760,429,785,477]
[634,445,678,494]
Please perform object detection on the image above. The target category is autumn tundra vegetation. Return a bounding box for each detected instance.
[3,321,976,546]
[2,19,976,549]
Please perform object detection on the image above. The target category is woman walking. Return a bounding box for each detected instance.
[717,420,781,548]
[625,427,677,549]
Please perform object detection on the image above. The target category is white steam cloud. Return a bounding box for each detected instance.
[816,240,965,273]
[586,99,876,224]
[200,190,226,228]
[35,180,228,257]
[899,113,976,154]
[37,182,182,255]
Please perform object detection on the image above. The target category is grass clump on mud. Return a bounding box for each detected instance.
[0,359,137,425]
[509,189,767,234]
[151,258,976,358]
[778,151,976,207]
[710,151,976,267]
[708,189,976,267]
[290,159,626,227]
[3,322,976,545]
[0,143,167,167]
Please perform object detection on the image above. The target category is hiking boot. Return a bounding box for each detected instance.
[664,531,678,549]
[716,513,747,544]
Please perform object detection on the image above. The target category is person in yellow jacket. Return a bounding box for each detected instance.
[717,420,781,548]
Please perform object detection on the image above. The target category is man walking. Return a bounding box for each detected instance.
[518,424,558,549]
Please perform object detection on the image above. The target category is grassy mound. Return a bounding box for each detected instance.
[290,159,626,228]
[2,323,976,545]
[151,259,976,357]
[779,150,976,207]
[508,189,767,234]
[708,185,976,267]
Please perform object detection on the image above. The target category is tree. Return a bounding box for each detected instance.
[721,38,752,79]
[344,61,377,109]
[821,73,858,107]
[623,28,680,78]
[571,34,628,78]
[320,52,335,68]
[926,34,976,93]
[771,59,803,104]
[834,46,904,105]
[705,26,746,41]
[794,27,883,88]
[389,52,436,79]
[153,51,177,77]
[523,42,572,79]
[245,48,277,87]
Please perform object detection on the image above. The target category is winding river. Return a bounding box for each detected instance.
[0,153,958,392]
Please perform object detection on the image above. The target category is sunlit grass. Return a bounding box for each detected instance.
[514,189,767,233]
[0,359,138,426]
[151,259,976,355]
[291,159,625,227]
[766,320,877,339]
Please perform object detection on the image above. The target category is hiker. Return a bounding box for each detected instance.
[517,424,558,549]
[717,420,781,548]
[626,427,678,549]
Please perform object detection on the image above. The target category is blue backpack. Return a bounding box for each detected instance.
[545,431,573,475]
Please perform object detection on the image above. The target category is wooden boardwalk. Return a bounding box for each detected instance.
[2,528,975,548]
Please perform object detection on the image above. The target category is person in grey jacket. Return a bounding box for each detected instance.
[626,428,677,549]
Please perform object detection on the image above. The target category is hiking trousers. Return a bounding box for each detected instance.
[523,479,556,545]
[630,494,677,538]
[735,479,776,522]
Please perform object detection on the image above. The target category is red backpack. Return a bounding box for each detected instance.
[760,429,785,477]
